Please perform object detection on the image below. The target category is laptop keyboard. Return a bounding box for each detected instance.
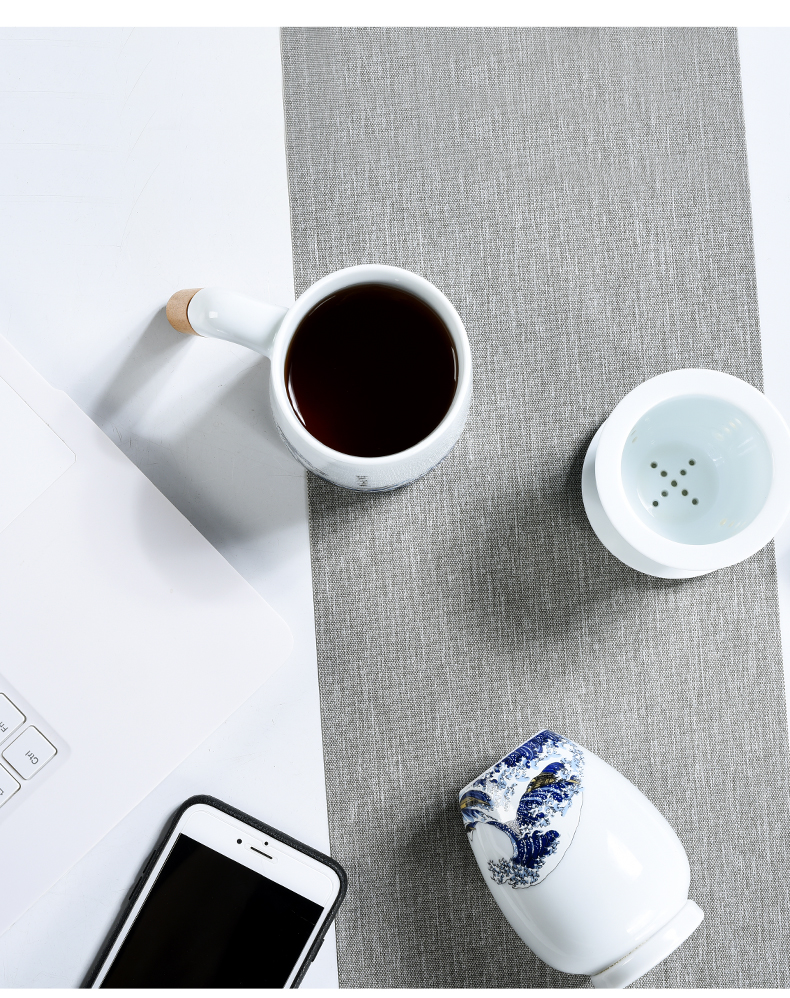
[0,691,59,810]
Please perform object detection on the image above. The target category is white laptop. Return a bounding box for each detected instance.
[0,334,292,935]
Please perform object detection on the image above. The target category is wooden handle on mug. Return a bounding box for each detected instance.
[166,288,202,334]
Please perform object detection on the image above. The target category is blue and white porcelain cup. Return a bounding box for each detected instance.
[460,730,703,988]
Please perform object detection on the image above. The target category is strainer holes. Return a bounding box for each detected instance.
[680,469,686,476]
[692,498,699,505]
[682,489,688,496]
[652,500,659,507]
[661,490,668,497]
[671,480,677,487]
[650,462,657,468]
[689,459,696,466]
[660,470,667,477]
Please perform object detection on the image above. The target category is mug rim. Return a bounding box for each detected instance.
[594,369,790,572]
[269,264,473,466]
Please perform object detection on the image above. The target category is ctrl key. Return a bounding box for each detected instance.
[3,727,56,780]
[0,765,20,807]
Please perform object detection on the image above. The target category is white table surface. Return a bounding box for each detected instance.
[0,25,787,990]
[0,27,336,988]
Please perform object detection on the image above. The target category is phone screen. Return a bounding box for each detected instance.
[99,834,324,987]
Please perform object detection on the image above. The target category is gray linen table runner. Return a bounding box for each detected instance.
[280,28,790,987]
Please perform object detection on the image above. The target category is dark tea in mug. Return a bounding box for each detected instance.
[284,283,458,458]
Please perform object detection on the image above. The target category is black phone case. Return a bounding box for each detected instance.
[81,794,348,989]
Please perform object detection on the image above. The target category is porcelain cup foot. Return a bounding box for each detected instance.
[590,899,704,989]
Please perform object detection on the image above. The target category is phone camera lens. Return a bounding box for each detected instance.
[237,838,242,844]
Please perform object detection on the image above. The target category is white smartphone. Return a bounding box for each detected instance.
[83,796,346,988]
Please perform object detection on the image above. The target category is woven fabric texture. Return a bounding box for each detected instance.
[280,28,790,987]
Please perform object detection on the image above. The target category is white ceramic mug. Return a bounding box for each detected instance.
[581,370,790,578]
[166,265,472,491]
[460,730,703,989]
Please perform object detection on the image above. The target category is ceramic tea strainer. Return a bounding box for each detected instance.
[582,369,790,578]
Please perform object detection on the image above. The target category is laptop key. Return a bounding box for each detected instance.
[0,766,20,807]
[3,727,56,780]
[0,695,25,744]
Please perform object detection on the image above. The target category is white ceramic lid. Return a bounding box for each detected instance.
[595,370,790,574]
